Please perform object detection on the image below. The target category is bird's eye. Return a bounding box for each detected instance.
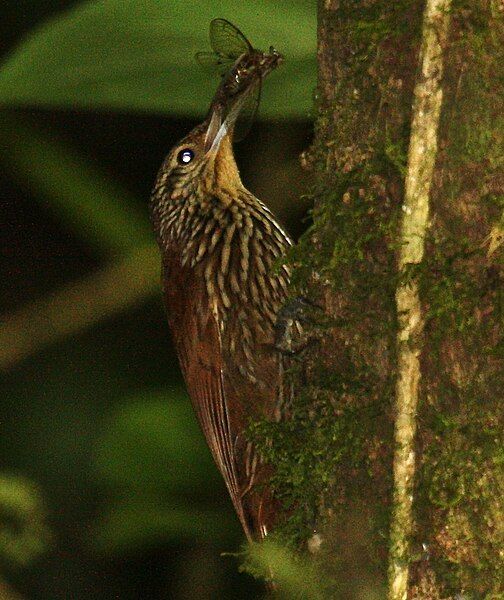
[177,148,195,165]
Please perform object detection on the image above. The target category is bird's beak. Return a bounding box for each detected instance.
[203,109,225,154]
[204,91,250,156]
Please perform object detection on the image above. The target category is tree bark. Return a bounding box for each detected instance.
[261,0,503,597]
[389,0,452,596]
[0,580,23,600]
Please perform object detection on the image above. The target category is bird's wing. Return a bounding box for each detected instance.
[162,257,252,540]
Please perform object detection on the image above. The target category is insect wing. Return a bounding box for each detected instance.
[209,18,253,60]
[195,51,234,75]
[232,79,261,142]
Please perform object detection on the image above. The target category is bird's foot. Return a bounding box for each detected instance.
[274,296,326,355]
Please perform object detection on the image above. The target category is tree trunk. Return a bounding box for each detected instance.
[257,1,503,597]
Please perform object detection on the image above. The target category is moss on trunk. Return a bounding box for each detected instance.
[251,0,503,597]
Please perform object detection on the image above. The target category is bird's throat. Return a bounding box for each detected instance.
[204,135,243,204]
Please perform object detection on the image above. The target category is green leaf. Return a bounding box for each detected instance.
[94,391,220,491]
[94,495,237,552]
[0,474,52,565]
[0,112,151,255]
[93,392,241,552]
[0,0,316,119]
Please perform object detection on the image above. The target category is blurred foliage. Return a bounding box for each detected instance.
[0,112,151,256]
[0,0,315,119]
[0,0,315,597]
[92,393,238,551]
[94,392,217,491]
[0,0,315,368]
[0,243,160,369]
[0,474,52,566]
[95,497,236,553]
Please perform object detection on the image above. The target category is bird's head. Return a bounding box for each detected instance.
[156,98,246,205]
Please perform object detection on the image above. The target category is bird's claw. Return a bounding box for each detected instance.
[274,296,325,355]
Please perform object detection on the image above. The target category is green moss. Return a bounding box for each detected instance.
[247,157,400,590]
[419,239,486,337]
[417,15,504,579]
[243,0,504,595]
[442,1,504,173]
[337,0,417,42]
[242,0,420,591]
[421,14,503,589]
[417,222,504,593]
[419,404,504,595]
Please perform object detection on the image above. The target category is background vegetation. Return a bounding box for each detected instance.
[5,2,500,598]
[0,1,315,598]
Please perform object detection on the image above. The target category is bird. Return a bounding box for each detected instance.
[149,48,290,542]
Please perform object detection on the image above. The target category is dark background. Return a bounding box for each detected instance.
[0,2,312,598]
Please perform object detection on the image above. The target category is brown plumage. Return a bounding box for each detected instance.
[150,48,289,541]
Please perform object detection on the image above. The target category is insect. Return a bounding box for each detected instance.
[196,18,283,139]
